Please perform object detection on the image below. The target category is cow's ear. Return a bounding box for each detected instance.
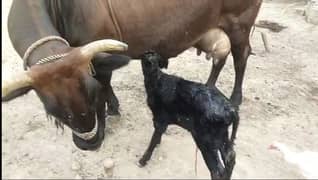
[92,54,130,76]
[2,86,33,101]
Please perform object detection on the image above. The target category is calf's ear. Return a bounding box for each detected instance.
[158,59,169,69]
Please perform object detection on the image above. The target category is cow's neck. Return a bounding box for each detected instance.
[8,0,69,68]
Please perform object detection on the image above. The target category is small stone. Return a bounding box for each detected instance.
[103,158,115,177]
[71,161,81,171]
[158,156,163,161]
[104,158,115,169]
[75,174,83,179]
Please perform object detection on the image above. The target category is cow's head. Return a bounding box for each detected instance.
[2,39,130,150]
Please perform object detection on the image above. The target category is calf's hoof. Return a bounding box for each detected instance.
[137,159,147,167]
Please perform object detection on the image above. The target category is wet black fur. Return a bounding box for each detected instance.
[139,51,239,179]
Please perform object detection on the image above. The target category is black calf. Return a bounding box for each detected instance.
[139,51,239,179]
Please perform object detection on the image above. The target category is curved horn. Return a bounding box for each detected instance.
[2,72,34,98]
[80,39,128,58]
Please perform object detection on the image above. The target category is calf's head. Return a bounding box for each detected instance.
[2,39,130,150]
[140,50,163,75]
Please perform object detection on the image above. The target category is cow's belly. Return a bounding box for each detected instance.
[75,29,197,59]
[123,32,199,59]
[66,20,199,59]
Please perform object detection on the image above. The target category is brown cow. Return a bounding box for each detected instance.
[3,0,262,153]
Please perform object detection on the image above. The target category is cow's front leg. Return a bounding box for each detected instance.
[92,53,130,117]
[104,72,120,116]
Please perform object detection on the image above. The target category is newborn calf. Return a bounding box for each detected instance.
[139,51,239,179]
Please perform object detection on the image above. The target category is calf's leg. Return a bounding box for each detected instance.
[192,135,226,179]
[219,131,236,179]
[138,122,168,167]
[138,129,164,167]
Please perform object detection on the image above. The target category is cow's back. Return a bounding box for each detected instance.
[53,0,223,59]
[111,0,222,58]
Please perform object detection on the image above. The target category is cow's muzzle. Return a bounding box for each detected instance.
[72,116,105,150]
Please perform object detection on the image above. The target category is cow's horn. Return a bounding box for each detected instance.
[80,39,128,58]
[2,72,34,98]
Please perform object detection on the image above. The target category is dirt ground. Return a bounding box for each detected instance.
[2,0,318,179]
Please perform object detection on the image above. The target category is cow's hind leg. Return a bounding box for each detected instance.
[230,42,251,106]
[206,57,228,87]
[225,4,261,106]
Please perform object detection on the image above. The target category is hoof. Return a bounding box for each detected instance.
[107,108,120,116]
[137,159,147,168]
